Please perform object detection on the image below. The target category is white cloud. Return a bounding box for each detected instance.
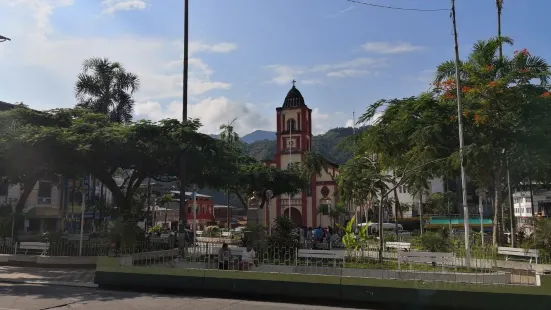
[0,1,236,110]
[326,69,368,78]
[362,42,425,54]
[265,65,304,85]
[266,57,385,85]
[190,42,237,55]
[101,0,147,14]
[134,97,273,136]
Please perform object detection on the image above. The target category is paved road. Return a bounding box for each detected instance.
[0,283,368,310]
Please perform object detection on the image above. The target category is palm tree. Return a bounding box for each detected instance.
[219,118,240,230]
[434,36,551,246]
[219,118,240,144]
[496,0,504,59]
[75,57,140,123]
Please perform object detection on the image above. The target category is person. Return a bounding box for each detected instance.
[239,245,256,271]
[218,243,231,270]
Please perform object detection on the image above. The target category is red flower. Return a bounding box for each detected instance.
[488,81,498,87]
[540,92,551,98]
[486,65,493,71]
[461,86,471,93]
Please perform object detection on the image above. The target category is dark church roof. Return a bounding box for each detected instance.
[282,85,306,108]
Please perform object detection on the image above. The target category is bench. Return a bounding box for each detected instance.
[207,246,248,269]
[397,251,455,271]
[18,242,49,256]
[498,247,539,264]
[67,235,89,241]
[296,249,345,268]
[385,242,411,251]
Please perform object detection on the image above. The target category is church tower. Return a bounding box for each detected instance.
[273,81,312,227]
[264,81,338,229]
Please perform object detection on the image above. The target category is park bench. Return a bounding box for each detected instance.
[397,251,455,272]
[18,242,49,256]
[296,249,345,268]
[67,235,89,241]
[498,247,539,264]
[207,246,247,269]
[385,242,411,252]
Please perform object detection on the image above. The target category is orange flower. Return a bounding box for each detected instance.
[485,65,493,71]
[540,92,551,98]
[461,86,471,93]
[488,81,498,87]
[443,92,456,99]
[474,113,481,124]
[521,48,530,56]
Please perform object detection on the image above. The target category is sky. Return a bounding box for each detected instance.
[0,0,550,136]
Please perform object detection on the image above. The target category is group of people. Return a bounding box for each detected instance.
[217,243,256,271]
[296,226,342,249]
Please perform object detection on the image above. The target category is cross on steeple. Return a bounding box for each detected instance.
[292,79,296,87]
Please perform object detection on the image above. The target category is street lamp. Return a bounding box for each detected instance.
[503,149,515,246]
[0,35,11,42]
[266,190,273,235]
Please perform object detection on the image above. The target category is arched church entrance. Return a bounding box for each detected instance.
[282,207,303,227]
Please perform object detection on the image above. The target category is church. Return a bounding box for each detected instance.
[263,81,339,228]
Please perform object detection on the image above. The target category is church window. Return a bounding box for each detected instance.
[287,118,296,131]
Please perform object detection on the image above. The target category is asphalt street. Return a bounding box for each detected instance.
[0,283,368,310]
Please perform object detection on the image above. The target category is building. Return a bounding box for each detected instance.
[263,82,339,228]
[513,190,551,234]
[213,205,237,228]
[166,191,215,230]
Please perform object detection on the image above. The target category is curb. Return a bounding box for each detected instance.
[0,278,98,288]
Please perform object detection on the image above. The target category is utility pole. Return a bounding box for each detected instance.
[178,0,190,248]
[451,0,471,268]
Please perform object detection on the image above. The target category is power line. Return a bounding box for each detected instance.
[346,0,449,12]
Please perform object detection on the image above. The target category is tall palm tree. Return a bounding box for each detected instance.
[219,118,240,144]
[75,57,140,123]
[219,118,240,230]
[496,0,504,59]
[435,37,551,246]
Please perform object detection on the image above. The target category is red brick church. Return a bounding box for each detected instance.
[264,81,339,228]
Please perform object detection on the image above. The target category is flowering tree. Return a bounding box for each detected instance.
[434,36,551,245]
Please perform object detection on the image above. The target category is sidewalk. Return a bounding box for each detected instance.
[0,266,97,288]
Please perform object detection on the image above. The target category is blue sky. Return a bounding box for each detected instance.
[0,0,550,135]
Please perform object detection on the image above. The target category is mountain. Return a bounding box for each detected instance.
[241,130,276,143]
[243,126,368,164]
[204,126,366,206]
[209,130,276,143]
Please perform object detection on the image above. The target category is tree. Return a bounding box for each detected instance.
[219,118,240,229]
[229,160,307,210]
[0,106,83,219]
[75,57,140,123]
[219,118,240,144]
[1,108,239,216]
[434,36,551,245]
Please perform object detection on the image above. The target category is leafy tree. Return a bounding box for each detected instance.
[75,57,140,123]
[434,36,551,245]
[1,108,238,216]
[229,159,306,210]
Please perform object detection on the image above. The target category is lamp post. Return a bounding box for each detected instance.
[8,197,17,240]
[476,188,486,248]
[178,0,190,249]
[266,190,273,235]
